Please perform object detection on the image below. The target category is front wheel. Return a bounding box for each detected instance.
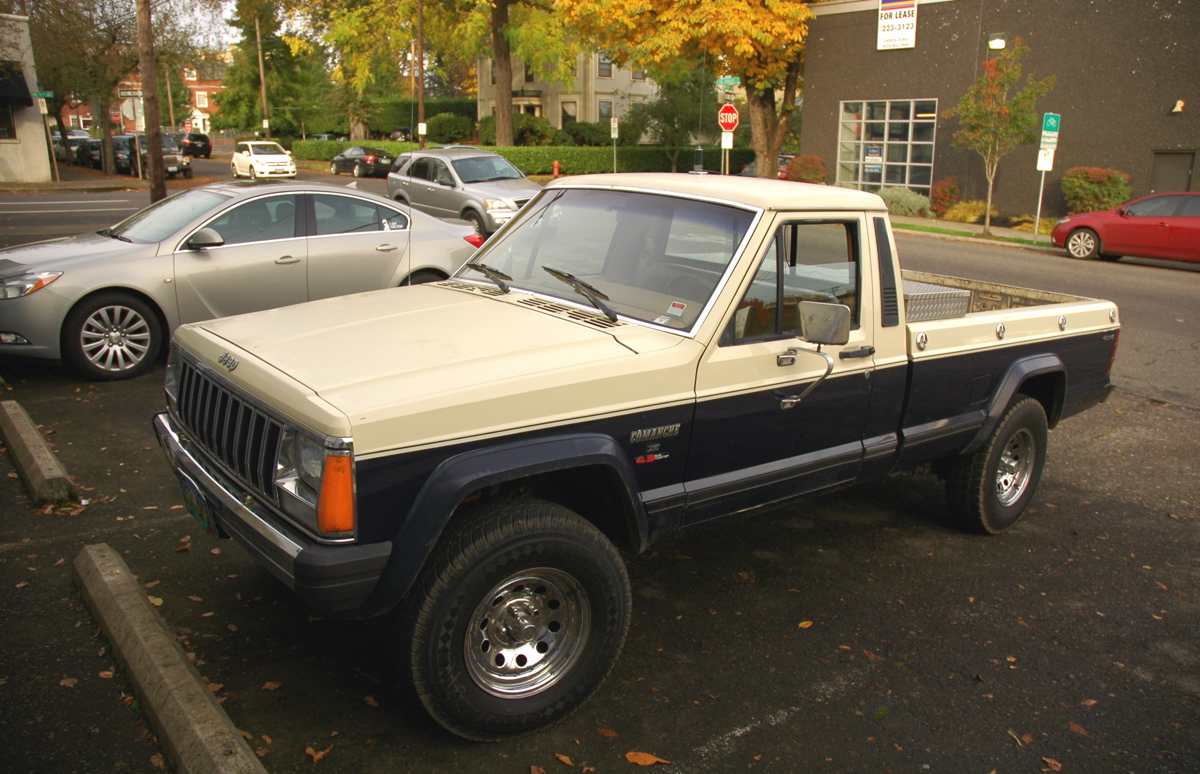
[463,211,486,236]
[329,161,338,175]
[1066,228,1100,259]
[395,498,631,741]
[945,397,1048,534]
[62,293,163,381]
[230,163,239,178]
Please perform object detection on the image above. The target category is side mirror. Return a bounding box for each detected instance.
[797,300,851,346]
[186,228,225,250]
[1116,206,1128,216]
[437,174,454,187]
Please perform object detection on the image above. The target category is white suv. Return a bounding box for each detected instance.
[231,141,297,179]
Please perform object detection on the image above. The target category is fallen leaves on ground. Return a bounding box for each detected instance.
[147,596,163,607]
[98,671,114,679]
[1042,758,1063,772]
[262,681,283,691]
[1069,721,1088,736]
[597,728,618,738]
[555,753,575,765]
[624,752,670,766]
[59,678,78,688]
[149,753,165,770]
[306,744,333,763]
[363,696,379,707]
[798,621,814,629]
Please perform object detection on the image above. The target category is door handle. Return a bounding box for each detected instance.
[376,244,399,252]
[839,346,875,360]
[275,256,300,264]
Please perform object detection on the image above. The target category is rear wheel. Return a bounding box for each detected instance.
[945,397,1048,534]
[62,293,163,381]
[249,166,258,180]
[329,161,338,175]
[394,498,630,741]
[353,162,365,178]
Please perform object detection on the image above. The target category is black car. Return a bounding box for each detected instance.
[329,146,394,178]
[112,135,136,175]
[180,132,212,158]
[75,138,103,169]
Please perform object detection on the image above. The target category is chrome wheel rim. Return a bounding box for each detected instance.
[465,568,589,699]
[79,304,152,373]
[1067,231,1095,258]
[995,428,1035,506]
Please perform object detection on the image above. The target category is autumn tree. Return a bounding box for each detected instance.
[559,0,826,176]
[943,40,1055,235]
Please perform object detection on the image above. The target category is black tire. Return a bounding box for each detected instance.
[1065,228,1100,260]
[249,166,258,180]
[403,270,444,286]
[62,293,163,381]
[463,211,486,236]
[182,168,193,179]
[945,397,1048,534]
[395,498,631,741]
[329,161,338,175]
[353,162,364,178]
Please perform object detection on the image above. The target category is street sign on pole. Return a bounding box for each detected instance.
[717,104,739,133]
[32,90,53,99]
[1040,112,1060,150]
[1036,148,1055,172]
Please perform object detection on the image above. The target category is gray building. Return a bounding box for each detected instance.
[1,13,51,183]
[801,0,1199,216]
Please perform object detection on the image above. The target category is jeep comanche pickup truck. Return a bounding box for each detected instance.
[154,173,1120,740]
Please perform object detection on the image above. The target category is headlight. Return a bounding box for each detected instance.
[483,198,512,211]
[277,429,326,505]
[275,429,356,537]
[0,271,62,300]
[1055,217,1070,225]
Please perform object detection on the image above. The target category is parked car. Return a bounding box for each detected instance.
[309,133,340,141]
[230,141,297,179]
[148,134,193,179]
[739,155,793,179]
[53,135,85,163]
[112,135,136,175]
[330,146,394,178]
[1051,191,1200,263]
[180,132,212,158]
[74,138,103,169]
[0,182,483,380]
[386,147,542,236]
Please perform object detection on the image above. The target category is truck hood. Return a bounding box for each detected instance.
[465,177,542,203]
[186,284,698,454]
[0,232,149,277]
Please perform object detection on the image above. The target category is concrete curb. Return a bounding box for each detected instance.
[0,400,73,504]
[73,543,267,774]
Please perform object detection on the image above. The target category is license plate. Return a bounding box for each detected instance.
[167,165,179,172]
[177,471,219,535]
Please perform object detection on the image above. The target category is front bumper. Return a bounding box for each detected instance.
[153,411,391,615]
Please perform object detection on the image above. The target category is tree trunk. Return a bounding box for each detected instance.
[136,0,165,202]
[492,0,513,146]
[744,60,801,178]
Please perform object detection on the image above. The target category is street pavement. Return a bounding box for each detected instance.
[1,171,1198,773]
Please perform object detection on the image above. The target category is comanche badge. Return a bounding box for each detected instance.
[630,423,680,444]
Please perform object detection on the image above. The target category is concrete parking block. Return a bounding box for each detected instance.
[0,400,73,504]
[73,543,267,774]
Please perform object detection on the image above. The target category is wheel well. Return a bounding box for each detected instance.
[61,288,170,359]
[1017,372,1066,428]
[460,207,483,222]
[457,466,639,553]
[401,268,448,284]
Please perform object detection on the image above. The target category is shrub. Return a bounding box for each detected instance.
[1009,215,1056,235]
[426,113,473,144]
[565,121,611,147]
[943,200,998,224]
[478,114,559,146]
[784,154,829,184]
[930,177,960,217]
[879,186,933,218]
[1061,167,1132,214]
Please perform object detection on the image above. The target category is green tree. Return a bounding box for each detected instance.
[943,40,1055,235]
[627,62,718,171]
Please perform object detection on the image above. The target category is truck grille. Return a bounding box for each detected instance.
[176,358,283,505]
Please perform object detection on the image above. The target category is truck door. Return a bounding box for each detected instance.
[684,215,876,526]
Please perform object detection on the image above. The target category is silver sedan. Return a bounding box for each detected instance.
[0,181,482,380]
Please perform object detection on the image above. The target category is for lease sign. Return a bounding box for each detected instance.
[878,0,917,50]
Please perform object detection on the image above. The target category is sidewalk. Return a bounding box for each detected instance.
[890,213,1059,250]
[0,163,149,194]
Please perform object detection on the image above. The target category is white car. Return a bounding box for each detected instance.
[231,141,297,179]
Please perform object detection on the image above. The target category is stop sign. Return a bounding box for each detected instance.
[717,104,739,132]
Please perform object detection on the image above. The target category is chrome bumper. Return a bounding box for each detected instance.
[153,411,391,615]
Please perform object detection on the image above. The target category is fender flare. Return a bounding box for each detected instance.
[360,433,646,616]
[962,354,1065,455]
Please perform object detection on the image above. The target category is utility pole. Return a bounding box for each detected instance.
[416,0,425,149]
[135,0,166,202]
[255,15,270,138]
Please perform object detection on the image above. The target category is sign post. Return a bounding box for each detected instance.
[610,116,619,172]
[1033,113,1061,244]
[717,105,739,175]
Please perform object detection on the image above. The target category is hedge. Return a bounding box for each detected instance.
[291,141,756,176]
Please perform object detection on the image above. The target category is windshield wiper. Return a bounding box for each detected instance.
[543,266,618,322]
[98,228,132,243]
[465,262,512,293]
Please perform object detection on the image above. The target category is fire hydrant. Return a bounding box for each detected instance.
[553,159,561,178]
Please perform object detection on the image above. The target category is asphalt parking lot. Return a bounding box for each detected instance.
[1,352,1197,773]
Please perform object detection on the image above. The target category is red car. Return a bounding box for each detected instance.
[1051,192,1200,263]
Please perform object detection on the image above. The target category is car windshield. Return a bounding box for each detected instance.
[250,143,286,155]
[109,188,233,243]
[452,156,522,184]
[460,188,756,332]
[162,136,181,151]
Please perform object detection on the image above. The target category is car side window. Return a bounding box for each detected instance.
[312,194,381,236]
[730,220,860,343]
[1181,197,1200,218]
[433,160,454,186]
[380,206,409,231]
[207,195,298,245]
[1127,196,1181,217]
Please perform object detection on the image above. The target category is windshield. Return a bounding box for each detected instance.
[110,188,232,243]
[250,143,287,156]
[459,188,756,332]
[162,136,181,151]
[452,155,522,184]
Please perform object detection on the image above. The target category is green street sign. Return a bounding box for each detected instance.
[31,90,53,98]
[1042,113,1060,133]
